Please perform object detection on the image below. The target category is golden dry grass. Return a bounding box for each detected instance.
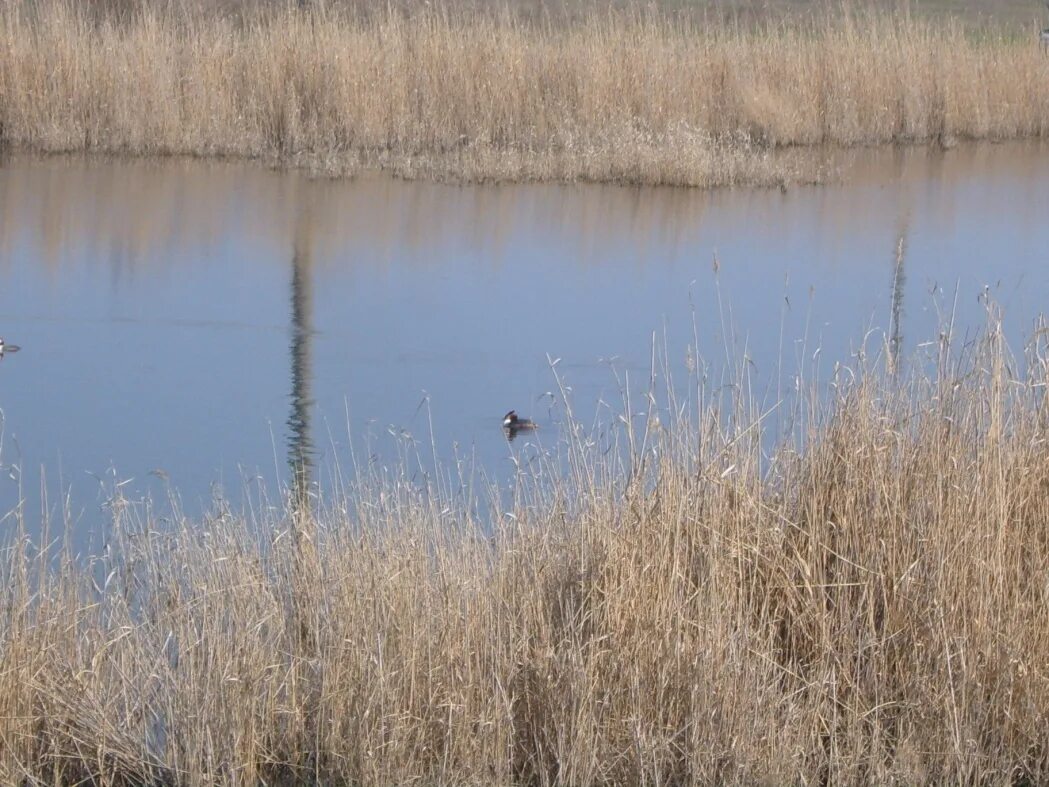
[2,316,1049,785]
[2,1,1049,186]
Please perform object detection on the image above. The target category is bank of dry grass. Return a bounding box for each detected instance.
[2,318,1049,784]
[1,1,1049,185]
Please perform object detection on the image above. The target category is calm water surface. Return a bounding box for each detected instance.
[1,144,1048,532]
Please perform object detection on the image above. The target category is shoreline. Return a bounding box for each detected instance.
[5,135,1047,191]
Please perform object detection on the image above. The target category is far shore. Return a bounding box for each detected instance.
[2,1,1048,187]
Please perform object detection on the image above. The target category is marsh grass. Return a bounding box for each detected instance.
[2,313,1049,784]
[2,1,1049,185]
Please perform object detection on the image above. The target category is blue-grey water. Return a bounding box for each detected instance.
[1,144,1048,534]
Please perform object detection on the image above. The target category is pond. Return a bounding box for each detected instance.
[1,143,1048,535]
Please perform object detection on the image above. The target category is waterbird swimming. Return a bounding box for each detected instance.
[503,410,536,429]
[0,338,20,359]
[503,410,537,441]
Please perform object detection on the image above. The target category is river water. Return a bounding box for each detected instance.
[1,143,1048,534]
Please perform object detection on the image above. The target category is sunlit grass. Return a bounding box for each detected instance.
[1,309,1049,784]
[1,1,1048,186]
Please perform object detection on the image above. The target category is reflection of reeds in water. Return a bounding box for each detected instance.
[888,229,907,378]
[2,3,1049,187]
[1,146,1045,282]
[287,219,314,518]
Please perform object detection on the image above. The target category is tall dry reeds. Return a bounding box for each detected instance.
[2,315,1049,784]
[1,1,1048,185]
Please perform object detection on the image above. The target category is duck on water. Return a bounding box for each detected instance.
[503,410,536,441]
[0,338,20,359]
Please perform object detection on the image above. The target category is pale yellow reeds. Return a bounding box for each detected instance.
[1,1,1048,185]
[1,317,1049,785]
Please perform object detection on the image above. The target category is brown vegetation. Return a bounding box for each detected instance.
[1,1,1049,185]
[2,317,1049,784]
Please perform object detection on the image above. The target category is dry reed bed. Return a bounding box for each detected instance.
[1,3,1049,185]
[2,322,1049,785]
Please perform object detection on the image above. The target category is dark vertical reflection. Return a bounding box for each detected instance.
[288,207,315,516]
[889,221,908,380]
